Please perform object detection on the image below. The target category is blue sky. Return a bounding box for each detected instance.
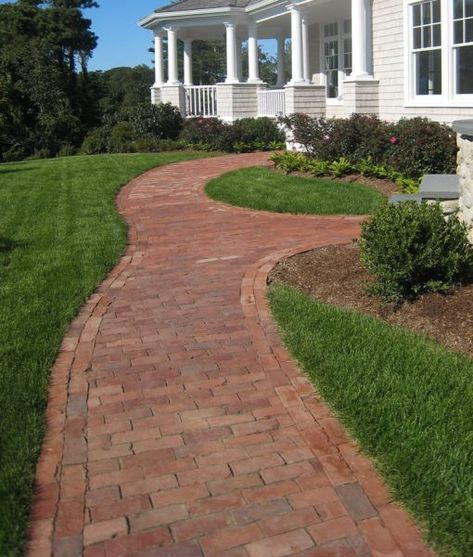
[83,1,168,71]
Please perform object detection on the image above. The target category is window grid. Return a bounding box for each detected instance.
[412,0,442,51]
[453,0,473,44]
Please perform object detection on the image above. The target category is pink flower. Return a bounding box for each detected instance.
[324,134,331,141]
[389,136,398,145]
[197,118,204,125]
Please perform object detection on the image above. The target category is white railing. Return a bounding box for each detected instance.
[257,89,286,118]
[185,85,218,118]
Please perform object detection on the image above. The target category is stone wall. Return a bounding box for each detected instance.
[454,121,473,241]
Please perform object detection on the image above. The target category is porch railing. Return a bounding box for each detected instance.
[257,88,286,118]
[184,85,218,118]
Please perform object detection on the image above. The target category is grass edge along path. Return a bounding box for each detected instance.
[268,284,473,557]
[205,166,386,215]
[0,152,212,556]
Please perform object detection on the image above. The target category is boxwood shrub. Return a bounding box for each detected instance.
[359,202,473,303]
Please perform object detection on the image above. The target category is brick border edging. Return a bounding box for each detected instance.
[25,169,153,557]
[240,243,436,557]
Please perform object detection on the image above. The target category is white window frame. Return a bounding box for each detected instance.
[319,19,352,104]
[405,0,473,107]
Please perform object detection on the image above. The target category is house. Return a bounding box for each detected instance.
[139,0,473,123]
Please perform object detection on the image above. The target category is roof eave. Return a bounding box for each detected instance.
[139,6,245,29]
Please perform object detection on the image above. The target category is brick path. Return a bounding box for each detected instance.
[28,153,434,557]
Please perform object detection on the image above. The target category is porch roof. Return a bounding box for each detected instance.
[157,0,256,12]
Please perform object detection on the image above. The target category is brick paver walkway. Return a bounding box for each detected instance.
[28,153,434,557]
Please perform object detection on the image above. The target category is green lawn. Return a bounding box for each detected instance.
[205,166,386,215]
[268,284,473,557]
[0,151,211,556]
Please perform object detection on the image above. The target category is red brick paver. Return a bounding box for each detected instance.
[27,153,435,557]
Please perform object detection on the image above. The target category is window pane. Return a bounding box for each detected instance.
[423,25,432,47]
[466,18,473,41]
[433,23,441,45]
[454,0,464,19]
[416,49,442,94]
[413,4,422,26]
[422,1,431,24]
[344,20,351,34]
[454,20,464,42]
[466,0,473,17]
[327,71,338,98]
[457,45,473,93]
[432,0,441,22]
[414,27,422,48]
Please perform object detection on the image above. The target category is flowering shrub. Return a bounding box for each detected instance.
[385,117,457,178]
[280,114,457,179]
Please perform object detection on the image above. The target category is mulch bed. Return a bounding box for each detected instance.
[268,243,473,358]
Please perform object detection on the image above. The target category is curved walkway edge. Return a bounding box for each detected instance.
[27,153,435,557]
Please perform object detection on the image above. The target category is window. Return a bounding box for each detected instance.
[412,0,442,95]
[323,20,352,100]
[324,23,339,98]
[407,0,473,103]
[453,0,473,93]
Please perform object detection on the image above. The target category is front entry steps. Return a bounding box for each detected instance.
[389,174,460,214]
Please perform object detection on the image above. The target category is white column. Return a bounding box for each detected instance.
[351,0,370,78]
[302,18,310,83]
[247,22,261,83]
[183,38,193,86]
[166,26,179,84]
[236,40,243,82]
[154,33,164,86]
[225,22,239,83]
[289,5,304,85]
[276,36,286,87]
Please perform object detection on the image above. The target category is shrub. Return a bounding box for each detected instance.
[180,117,237,152]
[233,117,285,145]
[386,117,457,178]
[132,137,184,152]
[80,128,109,154]
[359,202,473,303]
[279,114,457,179]
[57,144,78,158]
[180,117,286,153]
[125,102,183,140]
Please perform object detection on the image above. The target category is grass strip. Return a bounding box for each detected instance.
[205,166,385,215]
[268,284,473,557]
[0,151,210,555]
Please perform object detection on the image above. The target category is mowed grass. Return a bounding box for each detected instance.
[268,284,473,557]
[205,166,385,215]
[0,151,211,555]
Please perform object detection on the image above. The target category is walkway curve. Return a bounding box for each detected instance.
[27,153,434,557]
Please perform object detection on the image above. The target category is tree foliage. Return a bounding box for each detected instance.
[0,0,98,160]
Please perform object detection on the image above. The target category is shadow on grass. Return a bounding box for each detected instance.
[0,167,36,175]
[0,237,27,255]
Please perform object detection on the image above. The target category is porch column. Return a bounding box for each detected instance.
[288,4,304,85]
[351,0,370,78]
[154,33,164,86]
[248,22,261,83]
[236,39,243,82]
[225,22,239,83]
[302,18,310,83]
[183,38,193,86]
[276,36,286,87]
[166,26,179,84]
